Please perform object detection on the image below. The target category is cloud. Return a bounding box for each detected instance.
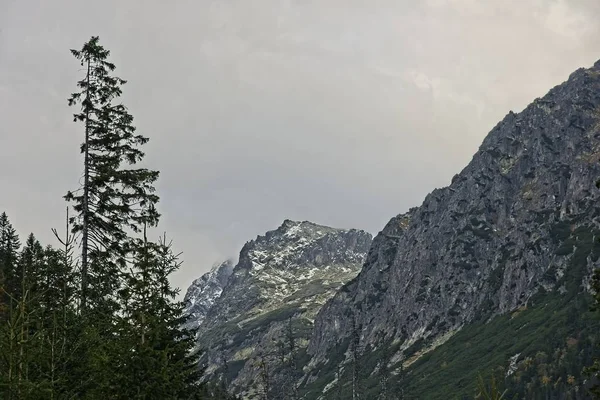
[541,0,594,39]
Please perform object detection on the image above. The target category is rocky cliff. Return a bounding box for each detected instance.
[183,260,234,330]
[184,220,372,398]
[302,60,600,398]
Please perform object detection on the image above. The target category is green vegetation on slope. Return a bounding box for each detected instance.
[301,222,600,400]
[401,291,599,399]
[398,223,600,399]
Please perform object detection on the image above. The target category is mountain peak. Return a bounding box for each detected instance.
[278,218,333,232]
[208,259,234,273]
[280,218,297,227]
[182,259,234,330]
[184,222,372,395]
[240,220,370,275]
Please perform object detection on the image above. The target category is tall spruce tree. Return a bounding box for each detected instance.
[64,36,210,399]
[66,36,159,312]
[65,36,161,397]
[0,36,230,400]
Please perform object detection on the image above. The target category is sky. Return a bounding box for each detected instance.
[1,0,600,294]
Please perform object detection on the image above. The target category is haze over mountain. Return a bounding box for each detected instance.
[185,59,600,399]
[2,1,600,293]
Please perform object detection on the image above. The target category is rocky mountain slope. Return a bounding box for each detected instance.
[183,260,234,330]
[183,220,372,398]
[300,60,600,398]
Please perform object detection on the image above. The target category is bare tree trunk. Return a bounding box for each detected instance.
[81,57,91,312]
[7,298,15,400]
[17,267,27,399]
[52,207,76,398]
[50,312,57,400]
[141,224,148,346]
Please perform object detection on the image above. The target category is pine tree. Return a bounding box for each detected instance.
[0,216,22,399]
[0,36,256,399]
[18,235,47,397]
[61,35,226,399]
[0,216,24,399]
[35,209,80,399]
[0,234,47,399]
[475,373,507,400]
[37,245,79,399]
[65,36,159,312]
[105,226,201,399]
[64,36,162,395]
[0,212,21,310]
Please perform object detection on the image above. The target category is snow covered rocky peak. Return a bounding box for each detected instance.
[240,219,369,274]
[184,220,372,397]
[182,259,234,330]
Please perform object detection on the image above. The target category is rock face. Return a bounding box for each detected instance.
[183,260,234,330]
[184,220,372,398]
[303,60,600,395]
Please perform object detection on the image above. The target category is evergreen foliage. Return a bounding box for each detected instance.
[475,374,507,400]
[0,36,234,400]
[586,260,600,398]
[65,36,159,312]
[0,212,21,309]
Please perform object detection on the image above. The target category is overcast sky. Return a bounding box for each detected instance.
[1,0,599,294]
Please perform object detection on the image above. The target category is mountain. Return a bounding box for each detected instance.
[299,60,600,399]
[184,220,372,398]
[183,260,234,330]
